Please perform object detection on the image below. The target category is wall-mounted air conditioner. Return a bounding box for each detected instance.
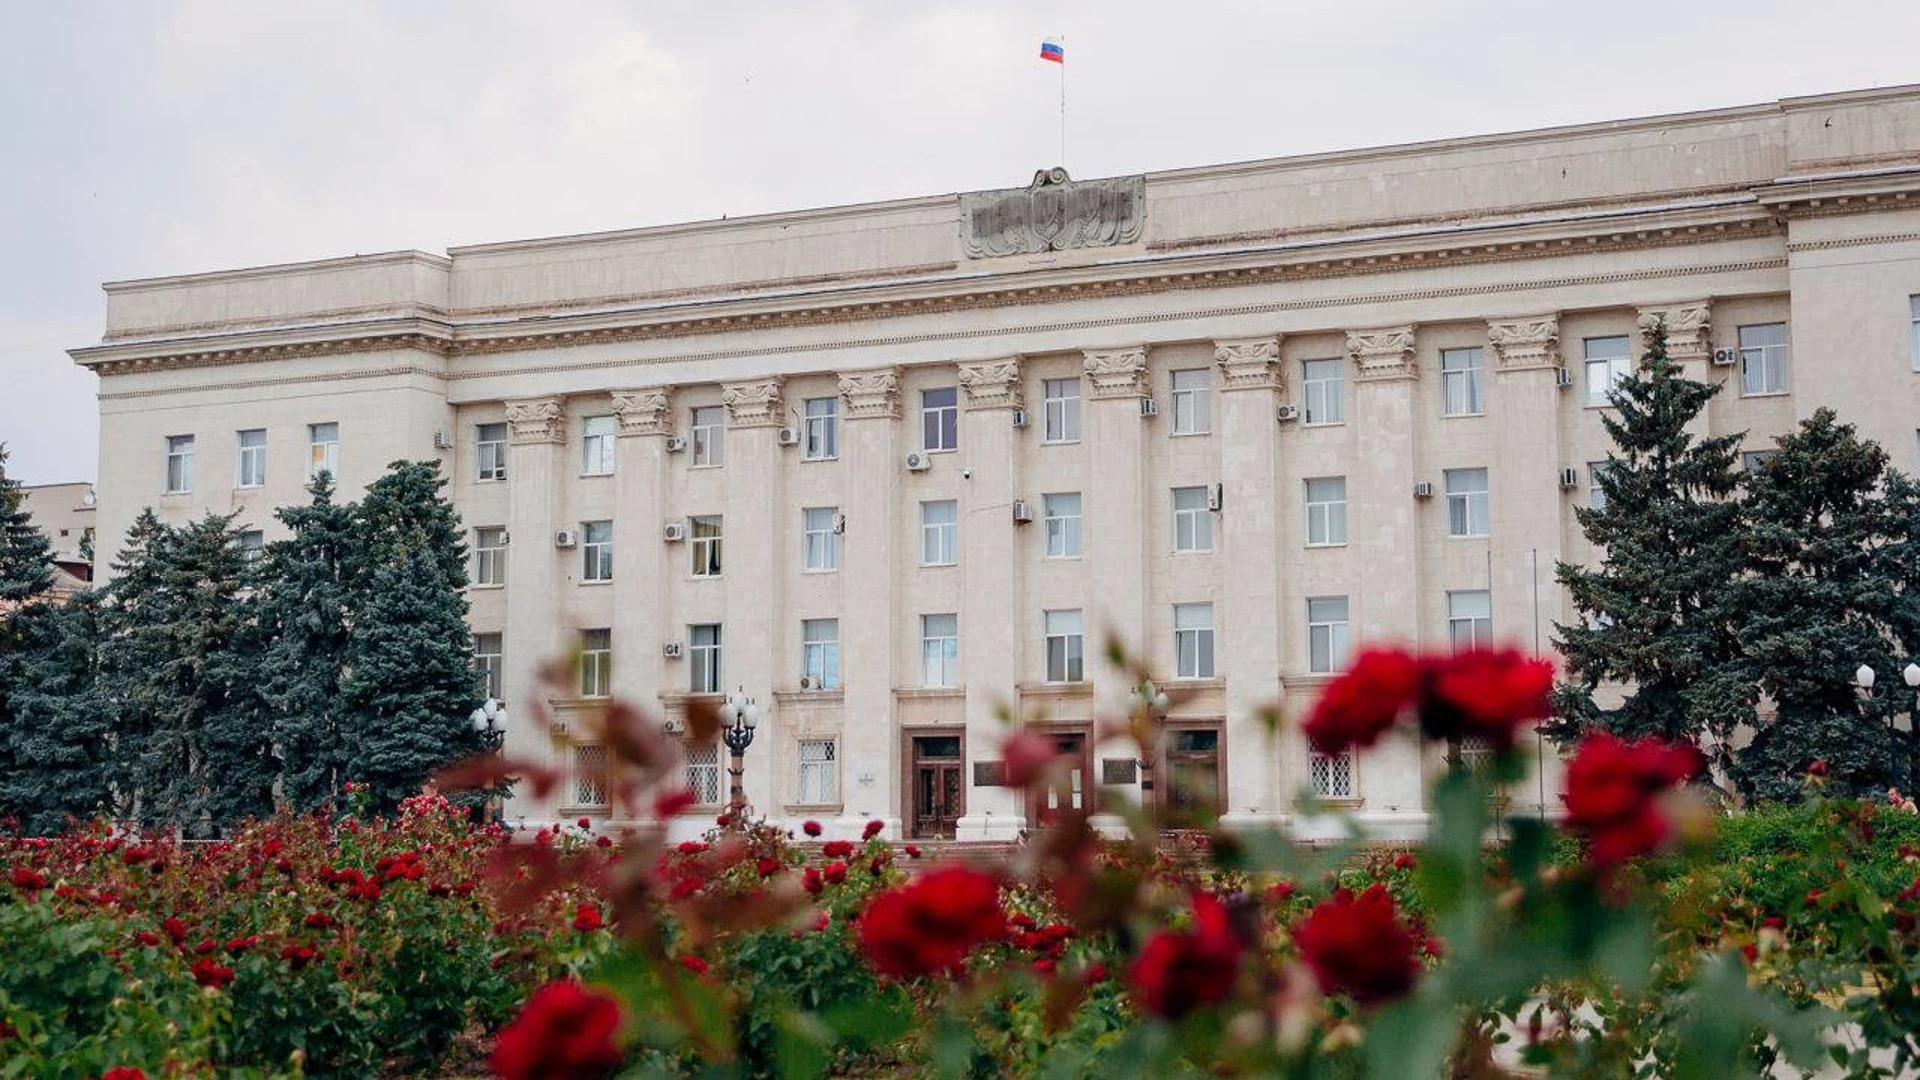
[554,529,579,548]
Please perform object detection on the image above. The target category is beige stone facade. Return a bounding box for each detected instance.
[72,86,1920,839]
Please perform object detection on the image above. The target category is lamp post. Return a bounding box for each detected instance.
[1130,679,1172,805]
[723,687,761,822]
[1853,662,1920,792]
[467,698,508,821]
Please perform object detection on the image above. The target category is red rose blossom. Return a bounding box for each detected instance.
[9,866,46,892]
[572,903,605,932]
[1293,883,1421,1006]
[491,980,626,1080]
[823,860,848,885]
[1418,648,1555,751]
[862,819,885,840]
[821,840,854,859]
[678,955,710,975]
[281,944,319,969]
[1128,891,1245,1019]
[803,867,824,894]
[654,788,697,817]
[191,957,236,990]
[100,1069,147,1080]
[802,820,823,837]
[756,858,783,877]
[904,844,923,859]
[1302,648,1423,754]
[1563,731,1702,870]
[858,864,1009,979]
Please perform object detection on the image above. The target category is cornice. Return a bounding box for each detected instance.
[97,362,442,403]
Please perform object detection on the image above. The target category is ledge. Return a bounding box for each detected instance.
[1017,682,1094,699]
[893,687,965,701]
[773,689,846,706]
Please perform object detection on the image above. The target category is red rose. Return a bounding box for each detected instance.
[803,867,824,895]
[904,844,923,859]
[596,836,613,849]
[281,944,319,969]
[191,957,236,990]
[101,1069,147,1080]
[491,980,626,1080]
[823,861,848,885]
[1392,853,1416,871]
[304,911,334,929]
[678,955,710,976]
[756,858,783,877]
[858,864,1009,979]
[1265,881,1296,905]
[1128,891,1244,1019]
[676,841,708,855]
[193,938,218,956]
[577,817,592,830]
[1419,648,1555,751]
[134,931,162,947]
[572,903,605,932]
[1302,648,1423,754]
[162,917,188,943]
[1293,884,1421,1006]
[863,819,885,840]
[1563,731,1701,870]
[1001,730,1061,788]
[821,840,854,859]
[802,820,823,837]
[9,866,46,892]
[654,788,697,817]
[1807,760,1829,777]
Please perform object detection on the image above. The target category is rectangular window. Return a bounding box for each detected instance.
[165,435,195,493]
[689,624,722,694]
[1045,609,1084,683]
[580,628,612,698]
[236,429,267,488]
[1584,336,1633,407]
[581,415,616,475]
[472,632,503,700]
[572,745,609,809]
[1307,596,1351,674]
[1310,747,1355,799]
[797,739,839,805]
[1301,358,1345,425]
[921,500,957,566]
[1172,486,1213,552]
[690,515,722,577]
[1043,492,1083,558]
[1587,462,1609,511]
[1174,603,1215,679]
[1742,450,1777,472]
[1042,378,1082,443]
[1304,476,1348,546]
[1739,322,1789,396]
[1447,591,1492,651]
[685,743,721,806]
[691,406,725,467]
[802,397,838,461]
[473,527,508,586]
[1911,296,1920,371]
[1170,369,1211,435]
[802,507,840,572]
[922,387,959,452]
[802,618,840,689]
[1445,467,1490,538]
[581,520,613,582]
[476,423,508,481]
[1166,728,1222,815]
[308,422,339,480]
[1440,347,1485,416]
[236,529,264,563]
[921,613,959,688]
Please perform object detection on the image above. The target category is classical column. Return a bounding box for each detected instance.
[720,377,784,816]
[835,367,902,835]
[1637,302,1714,440]
[610,388,674,720]
[501,396,566,818]
[1082,346,1150,827]
[954,358,1024,841]
[1213,337,1286,825]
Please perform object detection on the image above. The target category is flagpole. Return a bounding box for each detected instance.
[1058,36,1067,169]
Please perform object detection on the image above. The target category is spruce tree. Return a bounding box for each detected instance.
[0,444,53,605]
[0,594,113,833]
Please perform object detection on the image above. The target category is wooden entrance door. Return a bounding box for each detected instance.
[1031,731,1091,827]
[909,734,964,840]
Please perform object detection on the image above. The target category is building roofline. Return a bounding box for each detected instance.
[100,250,449,293]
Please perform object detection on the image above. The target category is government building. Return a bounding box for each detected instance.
[72,86,1920,840]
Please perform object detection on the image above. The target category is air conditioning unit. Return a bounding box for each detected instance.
[662,716,686,735]
[499,530,511,546]
[1413,481,1435,499]
[832,513,847,535]
[662,640,683,659]
[1275,404,1301,423]
[1140,397,1160,418]
[1711,348,1739,367]
[1559,466,1580,490]
[1011,408,1030,428]
[1012,500,1034,523]
[776,426,800,447]
[662,522,687,543]
[1554,367,1574,389]
[1207,483,1224,512]
[432,430,453,450]
[664,435,688,453]
[799,675,814,691]
[905,452,931,472]
[554,529,579,548]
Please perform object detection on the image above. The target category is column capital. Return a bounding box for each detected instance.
[504,397,565,445]
[1346,327,1417,382]
[837,367,902,420]
[1487,315,1562,372]
[958,358,1024,410]
[1083,346,1148,399]
[1213,336,1284,392]
[721,377,785,429]
[610,388,674,437]
[1637,301,1712,363]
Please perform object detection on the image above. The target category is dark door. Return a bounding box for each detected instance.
[1031,731,1090,827]
[910,734,964,840]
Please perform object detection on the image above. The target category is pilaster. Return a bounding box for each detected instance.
[1346,329,1420,640]
[611,388,672,716]
[836,368,901,835]
[502,396,566,806]
[1214,336,1285,395]
[1082,347,1149,714]
[1638,302,1714,440]
[721,377,785,429]
[958,359,1024,411]
[1346,327,1418,383]
[837,368,902,421]
[722,378,786,814]
[610,388,674,437]
[956,358,1024,840]
[1486,317,1562,372]
[1083,347,1149,400]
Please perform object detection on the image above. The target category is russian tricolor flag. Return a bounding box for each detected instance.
[1039,40,1064,63]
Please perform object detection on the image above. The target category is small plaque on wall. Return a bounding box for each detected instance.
[1101,758,1139,785]
[972,761,1007,787]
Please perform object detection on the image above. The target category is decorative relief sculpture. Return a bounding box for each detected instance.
[959,169,1146,258]
[721,378,785,429]
[1486,316,1562,372]
[1083,347,1149,399]
[837,368,902,420]
[504,398,564,444]
[957,358,1023,410]
[610,388,673,437]
[1346,327,1419,382]
[1213,337,1284,392]
[1637,302,1712,363]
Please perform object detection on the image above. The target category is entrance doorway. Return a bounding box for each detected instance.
[907,733,964,840]
[1029,730,1092,828]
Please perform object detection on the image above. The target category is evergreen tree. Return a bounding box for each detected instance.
[1875,470,1920,789]
[0,444,53,604]
[1552,328,1751,763]
[0,594,113,833]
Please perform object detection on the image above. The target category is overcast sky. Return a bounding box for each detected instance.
[2,0,1916,486]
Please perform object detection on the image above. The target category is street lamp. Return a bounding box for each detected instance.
[723,687,761,821]
[467,699,509,822]
[1130,679,1172,801]
[1853,662,1920,792]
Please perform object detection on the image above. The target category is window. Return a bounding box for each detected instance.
[236,529,264,563]
[473,527,507,586]
[1304,476,1348,546]
[922,613,959,687]
[1440,347,1484,416]
[476,423,508,481]
[580,629,611,698]
[1307,596,1351,674]
[1301,358,1345,425]
[581,415,616,475]
[1170,369,1211,435]
[802,507,840,572]
[581,520,613,582]
[1174,603,1215,679]
[690,516,722,577]
[165,435,195,493]
[797,739,839,805]
[691,406,725,467]
[1588,462,1610,511]
[1453,735,1497,775]
[1447,591,1492,651]
[1044,610,1084,683]
[1043,493,1082,558]
[236,429,267,488]
[921,500,957,566]
[1444,468,1490,538]
[802,619,840,689]
[572,745,609,810]
[922,387,958,452]
[1911,296,1920,371]
[1042,378,1082,443]
[1172,486,1213,552]
[1741,450,1777,473]
[1166,728,1222,816]
[1310,747,1355,799]
[802,397,838,461]
[472,632,503,699]
[685,743,721,806]
[1739,322,1789,395]
[1584,336,1633,407]
[689,624,722,694]
[308,423,339,480]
